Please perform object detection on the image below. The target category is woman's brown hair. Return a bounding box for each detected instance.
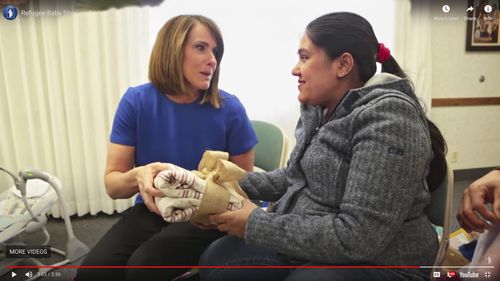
[149,15,224,108]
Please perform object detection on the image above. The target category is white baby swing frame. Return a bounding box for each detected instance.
[0,166,89,280]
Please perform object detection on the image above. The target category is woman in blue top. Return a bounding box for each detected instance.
[75,15,257,281]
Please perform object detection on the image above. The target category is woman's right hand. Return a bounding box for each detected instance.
[136,162,171,215]
[457,169,500,233]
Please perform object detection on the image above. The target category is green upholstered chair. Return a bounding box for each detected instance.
[251,120,288,172]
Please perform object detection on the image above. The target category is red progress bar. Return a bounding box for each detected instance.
[7,265,421,269]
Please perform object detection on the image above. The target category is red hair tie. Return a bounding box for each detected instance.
[376,43,391,63]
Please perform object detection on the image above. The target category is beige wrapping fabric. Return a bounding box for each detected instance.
[191,151,248,224]
[153,150,248,224]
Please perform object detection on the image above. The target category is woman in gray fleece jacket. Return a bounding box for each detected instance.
[199,12,447,281]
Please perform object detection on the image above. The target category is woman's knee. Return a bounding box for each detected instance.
[199,236,289,281]
[199,235,243,266]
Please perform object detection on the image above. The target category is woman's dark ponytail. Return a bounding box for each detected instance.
[381,56,407,79]
[426,120,448,192]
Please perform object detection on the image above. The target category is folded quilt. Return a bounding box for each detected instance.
[154,158,244,223]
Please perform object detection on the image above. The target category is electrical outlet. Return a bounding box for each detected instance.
[450,151,458,163]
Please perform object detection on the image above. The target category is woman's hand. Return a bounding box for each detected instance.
[208,199,258,238]
[136,162,171,215]
[457,169,500,233]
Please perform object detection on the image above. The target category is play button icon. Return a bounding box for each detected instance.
[11,271,16,277]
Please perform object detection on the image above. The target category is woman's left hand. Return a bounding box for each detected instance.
[209,199,258,238]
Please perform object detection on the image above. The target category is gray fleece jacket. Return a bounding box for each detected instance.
[241,73,437,279]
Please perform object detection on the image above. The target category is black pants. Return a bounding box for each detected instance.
[74,204,225,281]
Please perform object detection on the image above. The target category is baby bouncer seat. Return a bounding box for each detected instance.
[0,167,89,280]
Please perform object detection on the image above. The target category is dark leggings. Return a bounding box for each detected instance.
[74,204,224,281]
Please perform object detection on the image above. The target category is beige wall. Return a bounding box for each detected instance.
[430,3,500,169]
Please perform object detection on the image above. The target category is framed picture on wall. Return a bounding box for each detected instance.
[466,0,500,51]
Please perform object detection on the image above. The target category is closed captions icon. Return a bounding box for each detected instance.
[3,5,18,20]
